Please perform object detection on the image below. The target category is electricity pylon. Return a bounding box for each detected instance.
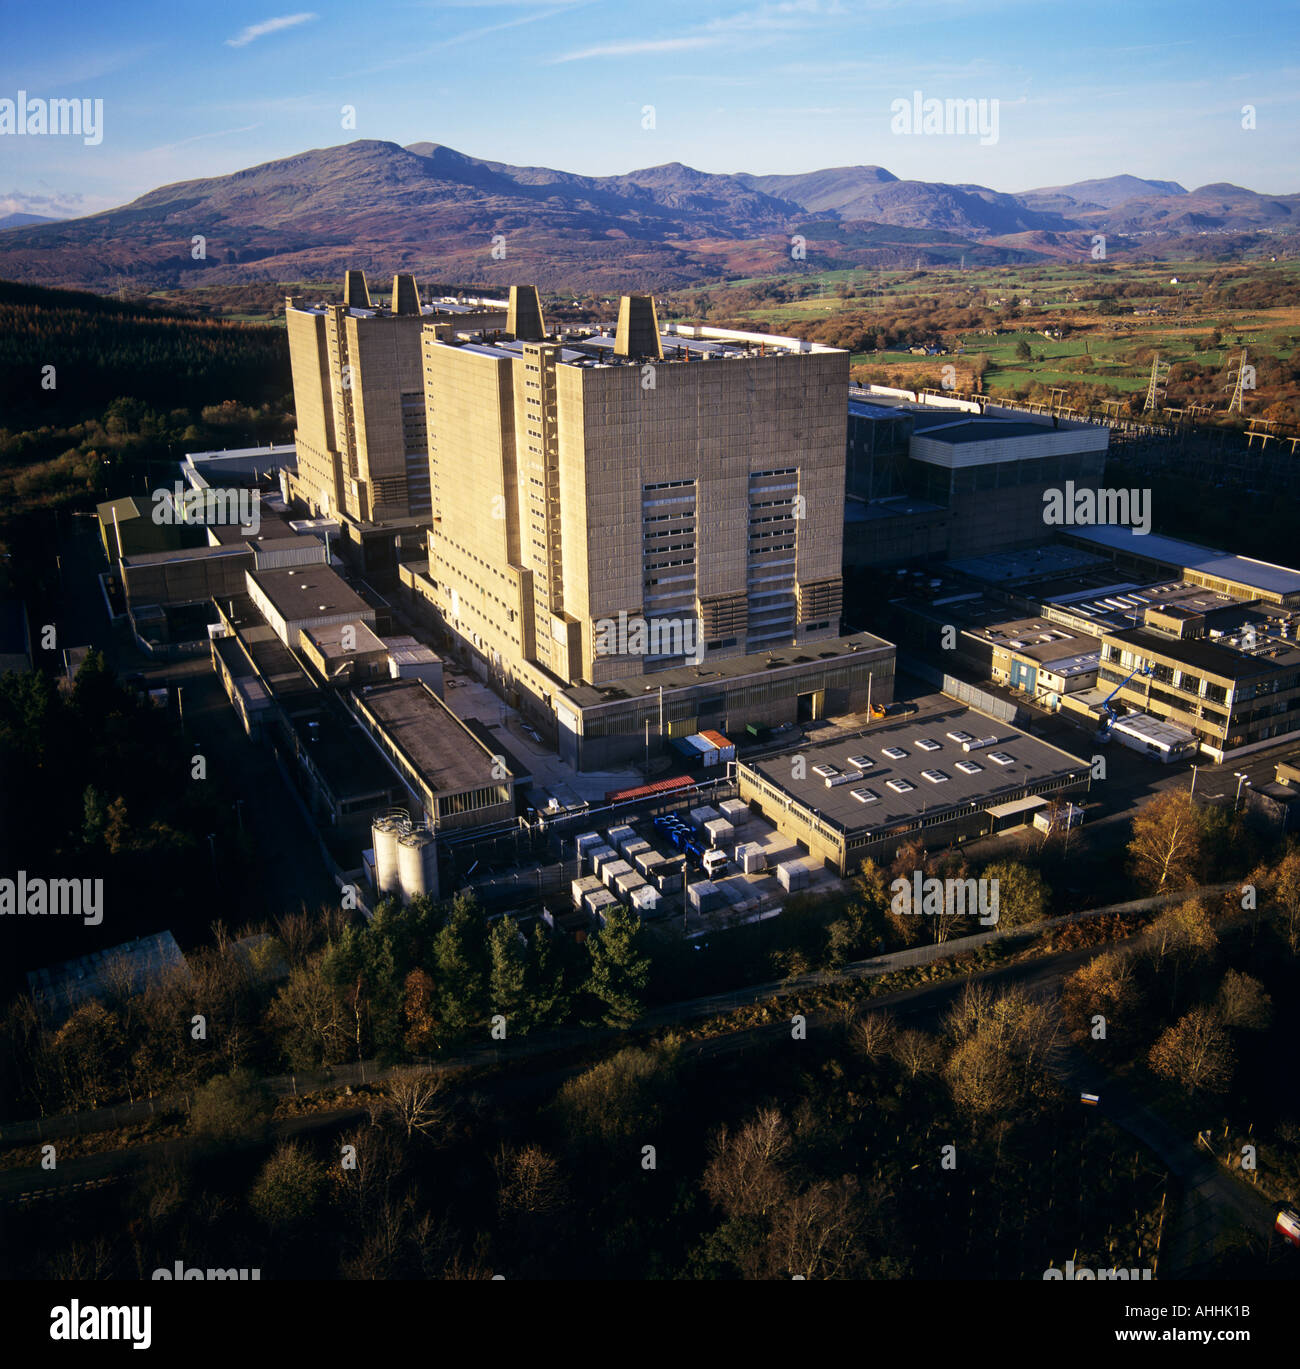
[1143,354,1170,413]
[1225,349,1250,414]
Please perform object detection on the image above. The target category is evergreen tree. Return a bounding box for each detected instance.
[432,894,487,1039]
[488,916,529,1034]
[585,906,651,1027]
[525,922,570,1030]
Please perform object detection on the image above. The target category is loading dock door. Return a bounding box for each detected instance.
[797,689,824,723]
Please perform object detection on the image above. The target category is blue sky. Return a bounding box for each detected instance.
[1,0,1297,218]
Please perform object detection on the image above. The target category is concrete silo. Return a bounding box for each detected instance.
[371,811,408,897]
[397,826,439,903]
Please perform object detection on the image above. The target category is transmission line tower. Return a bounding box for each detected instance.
[1142,354,1170,413]
[1225,349,1250,414]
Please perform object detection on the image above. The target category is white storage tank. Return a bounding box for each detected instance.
[371,814,406,896]
[397,826,438,902]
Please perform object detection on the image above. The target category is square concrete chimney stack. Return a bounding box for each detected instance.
[614,294,663,360]
[507,284,546,341]
[391,273,421,316]
[343,269,371,309]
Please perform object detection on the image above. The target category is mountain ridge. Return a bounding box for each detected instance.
[0,140,1293,292]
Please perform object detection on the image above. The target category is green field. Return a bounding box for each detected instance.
[667,258,1300,423]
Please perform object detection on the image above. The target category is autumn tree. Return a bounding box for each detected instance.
[1214,969,1272,1031]
[1147,898,1217,1007]
[188,1068,271,1147]
[1128,791,1208,892]
[401,967,439,1055]
[49,1000,125,1108]
[982,859,1048,927]
[1148,1006,1235,1094]
[1061,949,1138,1040]
[266,956,349,1070]
[1268,847,1300,953]
[553,1042,679,1145]
[250,1141,326,1229]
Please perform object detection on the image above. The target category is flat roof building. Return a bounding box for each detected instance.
[1060,526,1300,607]
[738,707,1092,875]
[298,619,391,687]
[350,680,522,832]
[245,564,376,649]
[843,387,1109,566]
[1097,601,1300,760]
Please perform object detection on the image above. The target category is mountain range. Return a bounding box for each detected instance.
[0,140,1294,294]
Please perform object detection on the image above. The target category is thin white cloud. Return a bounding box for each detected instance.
[550,1,842,64]
[143,124,264,156]
[351,2,585,75]
[551,35,718,63]
[0,188,108,217]
[225,13,318,48]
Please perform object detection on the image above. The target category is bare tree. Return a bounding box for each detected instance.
[494,1143,568,1218]
[376,1073,453,1141]
[1214,970,1273,1031]
[890,1028,941,1079]
[275,907,317,968]
[703,1107,793,1221]
[850,1011,896,1060]
[771,1176,866,1280]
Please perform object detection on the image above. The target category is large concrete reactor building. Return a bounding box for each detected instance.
[284,270,506,571]
[407,289,892,767]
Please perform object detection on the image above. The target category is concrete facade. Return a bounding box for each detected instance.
[422,308,850,721]
[285,272,508,569]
